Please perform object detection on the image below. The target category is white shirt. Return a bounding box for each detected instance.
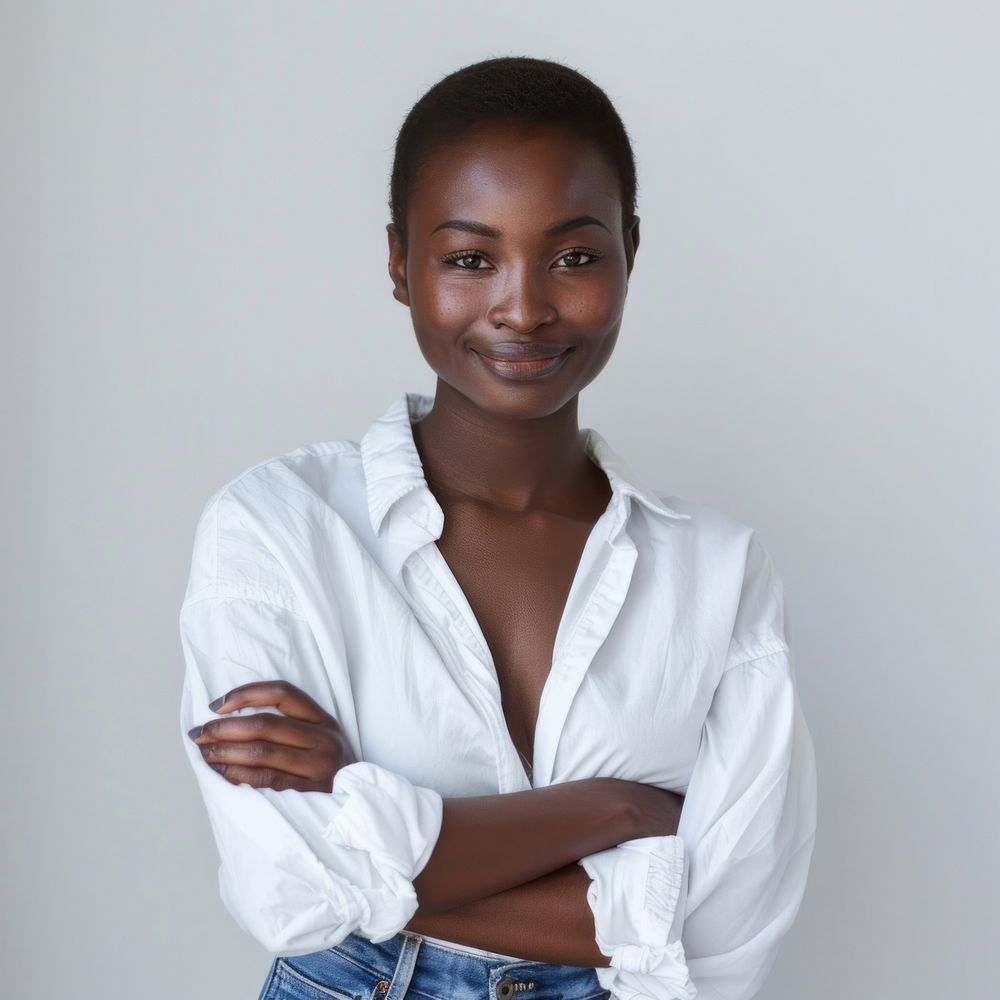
[178,390,817,1000]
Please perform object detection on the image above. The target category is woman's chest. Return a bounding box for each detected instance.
[434,502,600,782]
[304,505,720,798]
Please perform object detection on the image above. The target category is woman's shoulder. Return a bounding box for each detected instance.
[182,436,367,605]
[200,435,363,515]
[658,492,790,666]
[651,489,758,554]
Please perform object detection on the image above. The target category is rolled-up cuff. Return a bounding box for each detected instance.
[579,835,696,999]
[320,760,444,942]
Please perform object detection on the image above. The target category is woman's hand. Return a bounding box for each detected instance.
[619,780,686,839]
[187,680,357,792]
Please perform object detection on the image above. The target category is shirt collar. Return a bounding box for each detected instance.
[360,390,691,537]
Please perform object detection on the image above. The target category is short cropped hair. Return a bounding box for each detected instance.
[388,56,638,251]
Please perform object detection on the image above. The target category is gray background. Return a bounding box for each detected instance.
[4,2,998,997]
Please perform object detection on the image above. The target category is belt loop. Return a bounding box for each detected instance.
[384,932,422,1000]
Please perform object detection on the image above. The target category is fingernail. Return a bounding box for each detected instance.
[208,695,226,711]
[187,725,203,739]
[210,763,226,773]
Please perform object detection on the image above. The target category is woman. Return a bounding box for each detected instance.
[180,56,817,1000]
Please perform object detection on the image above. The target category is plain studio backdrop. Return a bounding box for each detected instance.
[4,3,997,998]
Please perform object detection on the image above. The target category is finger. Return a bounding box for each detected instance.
[200,739,337,780]
[209,679,333,724]
[191,712,334,751]
[208,762,333,793]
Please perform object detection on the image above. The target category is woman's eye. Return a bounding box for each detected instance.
[443,252,489,270]
[557,249,600,267]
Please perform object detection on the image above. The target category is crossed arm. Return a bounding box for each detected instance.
[408,859,611,968]
[187,679,680,968]
[405,780,651,968]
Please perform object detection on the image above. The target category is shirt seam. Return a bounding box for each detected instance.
[204,477,302,614]
[180,590,308,619]
[723,642,790,673]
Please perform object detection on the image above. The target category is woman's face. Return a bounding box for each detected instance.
[387,120,640,420]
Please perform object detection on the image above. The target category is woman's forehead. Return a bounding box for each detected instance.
[410,124,621,228]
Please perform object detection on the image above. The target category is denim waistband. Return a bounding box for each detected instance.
[273,928,609,1000]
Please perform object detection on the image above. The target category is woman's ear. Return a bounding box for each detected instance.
[386,223,410,307]
[624,215,640,281]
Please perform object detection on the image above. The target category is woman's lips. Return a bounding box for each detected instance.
[474,347,574,380]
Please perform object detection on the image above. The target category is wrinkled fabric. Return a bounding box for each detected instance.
[178,390,817,997]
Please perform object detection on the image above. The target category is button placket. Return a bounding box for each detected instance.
[403,552,517,791]
[532,502,639,787]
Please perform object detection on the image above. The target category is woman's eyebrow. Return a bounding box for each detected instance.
[430,214,611,239]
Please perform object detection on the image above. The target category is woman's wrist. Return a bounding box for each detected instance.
[589,777,684,841]
[586,776,645,844]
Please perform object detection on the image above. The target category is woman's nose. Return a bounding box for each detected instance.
[485,266,559,333]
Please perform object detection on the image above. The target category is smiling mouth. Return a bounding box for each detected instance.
[473,346,574,380]
[476,342,573,361]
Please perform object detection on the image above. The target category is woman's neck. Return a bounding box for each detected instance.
[410,380,601,517]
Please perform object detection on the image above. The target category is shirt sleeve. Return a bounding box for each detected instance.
[178,487,444,956]
[577,534,818,1000]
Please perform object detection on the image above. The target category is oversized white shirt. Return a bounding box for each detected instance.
[178,390,818,1000]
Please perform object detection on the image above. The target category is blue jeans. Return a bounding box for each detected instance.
[257,929,612,1000]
